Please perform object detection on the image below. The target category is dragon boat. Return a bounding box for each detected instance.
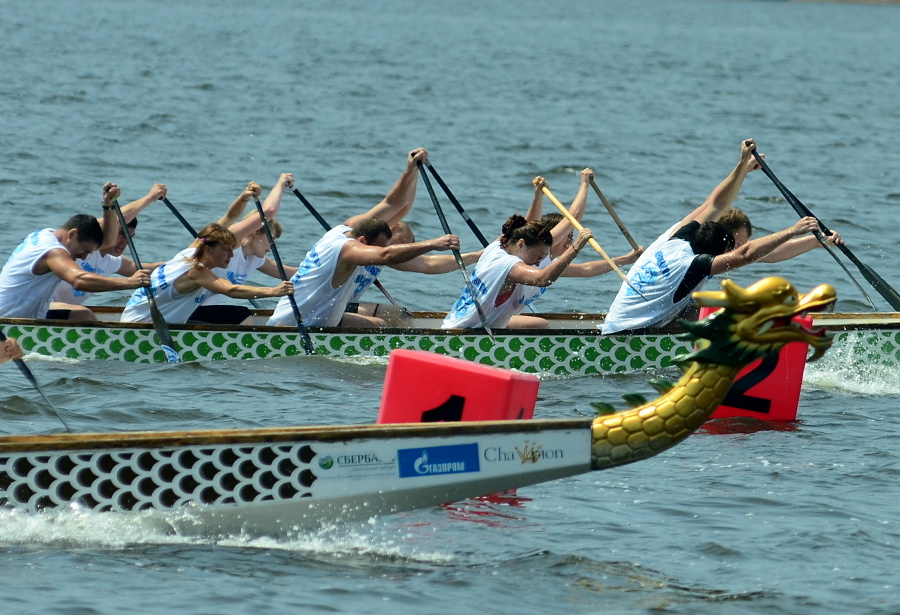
[0,301,896,375]
[0,277,835,535]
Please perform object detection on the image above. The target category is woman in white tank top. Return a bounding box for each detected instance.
[121,223,293,325]
[443,214,593,330]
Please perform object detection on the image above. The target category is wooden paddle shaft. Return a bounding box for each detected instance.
[588,179,640,251]
[541,186,632,286]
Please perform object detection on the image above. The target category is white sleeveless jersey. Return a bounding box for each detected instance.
[349,265,382,303]
[0,229,68,318]
[202,246,266,306]
[267,225,359,327]
[53,250,123,305]
[120,252,208,324]
[521,253,552,308]
[600,224,706,334]
[442,241,529,329]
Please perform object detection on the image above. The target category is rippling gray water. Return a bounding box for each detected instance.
[2,0,900,613]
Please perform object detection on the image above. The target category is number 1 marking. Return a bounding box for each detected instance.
[421,394,466,422]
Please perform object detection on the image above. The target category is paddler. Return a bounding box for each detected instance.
[183,174,297,325]
[341,149,481,317]
[120,223,294,325]
[0,189,151,320]
[600,138,831,334]
[522,168,643,311]
[442,214,593,329]
[49,182,168,321]
[267,148,460,328]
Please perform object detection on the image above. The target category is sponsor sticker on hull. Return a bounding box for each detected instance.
[398,443,480,478]
[483,439,565,465]
[315,451,397,480]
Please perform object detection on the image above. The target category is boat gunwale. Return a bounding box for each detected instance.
[5,309,899,336]
[0,418,594,453]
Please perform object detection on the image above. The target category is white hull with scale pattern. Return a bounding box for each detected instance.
[0,421,592,535]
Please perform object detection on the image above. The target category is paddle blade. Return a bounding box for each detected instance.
[161,345,181,363]
[147,296,181,362]
[850,257,900,311]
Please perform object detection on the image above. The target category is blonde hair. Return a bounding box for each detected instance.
[253,217,283,240]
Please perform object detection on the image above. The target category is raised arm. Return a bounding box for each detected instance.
[710,217,819,275]
[344,148,427,229]
[227,174,293,242]
[679,139,761,228]
[99,183,121,252]
[551,169,592,253]
[211,181,259,229]
[116,183,167,225]
[525,177,546,221]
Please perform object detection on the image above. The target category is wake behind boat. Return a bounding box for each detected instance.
[1,303,898,375]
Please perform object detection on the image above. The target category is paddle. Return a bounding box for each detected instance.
[424,162,490,248]
[750,150,900,311]
[589,178,641,251]
[541,186,648,300]
[252,197,315,355]
[289,187,400,307]
[0,330,73,432]
[161,197,196,238]
[417,161,494,338]
[111,198,181,363]
[161,197,263,309]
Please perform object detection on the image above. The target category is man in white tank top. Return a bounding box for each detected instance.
[0,188,151,320]
[268,149,461,328]
[601,139,827,334]
[50,182,167,321]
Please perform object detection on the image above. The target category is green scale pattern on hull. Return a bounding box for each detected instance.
[5,324,900,376]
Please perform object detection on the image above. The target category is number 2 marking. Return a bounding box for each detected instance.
[721,354,779,414]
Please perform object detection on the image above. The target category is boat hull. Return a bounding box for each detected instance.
[2,310,899,376]
[0,421,592,535]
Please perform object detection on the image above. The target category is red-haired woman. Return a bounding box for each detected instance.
[120,223,292,325]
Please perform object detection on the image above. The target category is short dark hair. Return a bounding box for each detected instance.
[691,221,735,256]
[61,214,104,246]
[352,217,392,244]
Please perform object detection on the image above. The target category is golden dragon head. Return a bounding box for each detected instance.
[680,277,836,366]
